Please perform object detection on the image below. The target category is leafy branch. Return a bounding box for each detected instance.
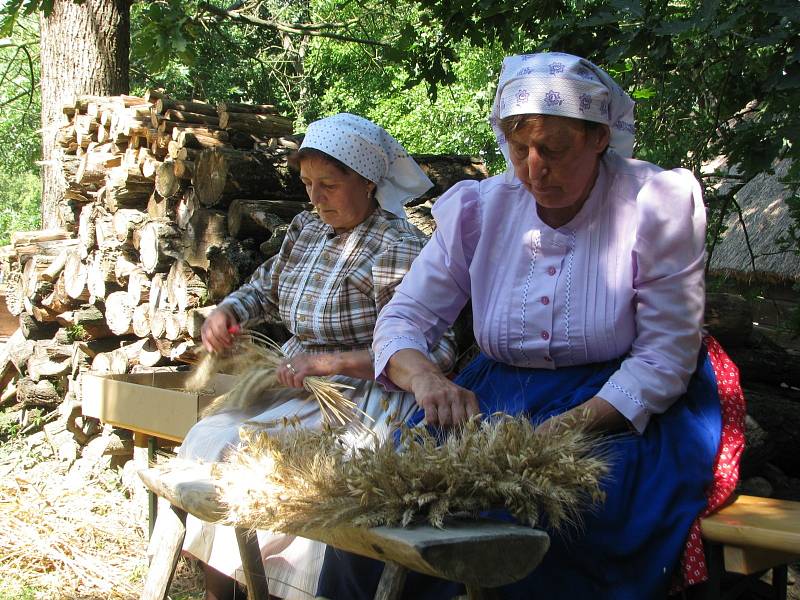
[196,1,390,47]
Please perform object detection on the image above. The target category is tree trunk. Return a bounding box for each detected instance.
[205,240,264,301]
[40,0,130,228]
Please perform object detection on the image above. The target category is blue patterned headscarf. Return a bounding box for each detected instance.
[300,113,433,219]
[489,52,636,169]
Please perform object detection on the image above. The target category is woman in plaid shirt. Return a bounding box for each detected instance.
[178,113,457,600]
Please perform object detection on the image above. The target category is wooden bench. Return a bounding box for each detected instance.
[698,494,800,600]
[138,461,550,600]
[138,462,800,600]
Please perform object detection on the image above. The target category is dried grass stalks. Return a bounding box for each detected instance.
[188,329,367,429]
[216,415,610,533]
[0,453,143,598]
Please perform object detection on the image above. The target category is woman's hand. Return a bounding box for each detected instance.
[536,395,628,434]
[201,307,238,353]
[408,371,480,427]
[277,353,336,389]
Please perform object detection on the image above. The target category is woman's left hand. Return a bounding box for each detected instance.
[277,353,335,389]
[536,395,628,434]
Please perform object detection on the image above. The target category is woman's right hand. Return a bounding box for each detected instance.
[408,371,480,427]
[201,307,238,353]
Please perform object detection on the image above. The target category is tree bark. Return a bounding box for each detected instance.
[40,0,130,228]
[227,199,287,241]
[411,155,489,202]
[139,219,183,273]
[63,251,89,300]
[167,260,208,313]
[56,304,112,341]
[181,208,228,269]
[17,376,60,408]
[19,314,59,341]
[193,148,305,207]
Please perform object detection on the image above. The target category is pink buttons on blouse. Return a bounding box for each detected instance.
[541,330,550,341]
[540,296,550,305]
[547,266,556,276]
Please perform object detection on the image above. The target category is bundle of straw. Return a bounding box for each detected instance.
[215,415,610,533]
[187,329,370,430]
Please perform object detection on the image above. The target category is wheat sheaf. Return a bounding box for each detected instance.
[215,415,611,533]
[187,328,371,431]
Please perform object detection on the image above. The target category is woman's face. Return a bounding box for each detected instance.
[299,156,377,233]
[507,115,609,212]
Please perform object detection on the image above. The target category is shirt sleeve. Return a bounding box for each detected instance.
[598,168,707,433]
[217,213,306,327]
[373,180,482,387]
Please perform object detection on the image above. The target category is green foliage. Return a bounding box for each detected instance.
[0,170,41,245]
[130,0,292,109]
[0,0,53,38]
[305,34,509,171]
[66,323,88,342]
[0,581,36,600]
[0,409,21,442]
[1,0,799,259]
[0,15,41,244]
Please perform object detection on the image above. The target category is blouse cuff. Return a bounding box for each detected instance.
[374,335,429,391]
[217,298,248,327]
[598,379,651,434]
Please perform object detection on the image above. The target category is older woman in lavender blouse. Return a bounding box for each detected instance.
[317,53,726,599]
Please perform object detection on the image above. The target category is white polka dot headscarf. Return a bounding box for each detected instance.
[300,113,433,218]
[489,52,636,172]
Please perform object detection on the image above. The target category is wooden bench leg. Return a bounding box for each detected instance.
[465,584,500,599]
[234,526,270,600]
[374,561,408,600]
[140,503,187,600]
[772,564,788,600]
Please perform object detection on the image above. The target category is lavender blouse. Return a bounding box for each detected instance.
[373,152,707,433]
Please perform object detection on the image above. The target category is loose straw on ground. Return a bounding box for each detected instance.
[0,437,200,599]
[215,414,610,534]
[188,328,372,432]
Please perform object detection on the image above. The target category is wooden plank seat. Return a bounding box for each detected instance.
[138,461,551,600]
[698,494,800,600]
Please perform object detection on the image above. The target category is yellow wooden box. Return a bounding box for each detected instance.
[81,371,237,442]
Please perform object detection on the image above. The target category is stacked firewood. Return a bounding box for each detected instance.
[0,91,489,422]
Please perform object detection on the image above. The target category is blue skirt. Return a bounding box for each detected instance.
[317,350,722,599]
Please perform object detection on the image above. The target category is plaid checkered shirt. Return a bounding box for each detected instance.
[219,208,457,372]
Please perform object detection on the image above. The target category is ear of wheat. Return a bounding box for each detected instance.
[214,415,611,534]
[187,329,372,433]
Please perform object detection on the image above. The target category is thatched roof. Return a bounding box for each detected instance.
[708,159,800,284]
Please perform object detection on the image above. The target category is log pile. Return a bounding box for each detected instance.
[0,91,489,434]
